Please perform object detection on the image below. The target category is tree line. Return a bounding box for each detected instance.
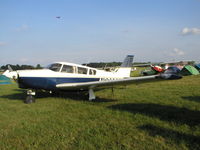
[0,62,153,71]
[82,62,122,68]
[1,61,194,71]
[0,64,43,70]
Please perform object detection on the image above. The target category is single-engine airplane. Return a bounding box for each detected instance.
[2,55,178,103]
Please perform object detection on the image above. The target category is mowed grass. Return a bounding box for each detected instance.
[0,76,200,149]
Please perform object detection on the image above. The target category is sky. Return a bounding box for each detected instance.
[0,0,200,66]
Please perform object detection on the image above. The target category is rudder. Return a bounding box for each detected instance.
[116,55,134,78]
[121,55,134,67]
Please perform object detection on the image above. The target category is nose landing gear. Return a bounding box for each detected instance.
[24,90,36,104]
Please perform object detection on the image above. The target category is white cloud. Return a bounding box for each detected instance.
[169,48,185,56]
[15,24,29,32]
[173,48,185,56]
[181,27,200,35]
[0,41,6,46]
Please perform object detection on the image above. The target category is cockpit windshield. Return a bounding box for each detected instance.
[47,63,62,72]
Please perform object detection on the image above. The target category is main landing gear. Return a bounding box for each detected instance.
[24,89,36,104]
[89,89,95,101]
[24,89,96,103]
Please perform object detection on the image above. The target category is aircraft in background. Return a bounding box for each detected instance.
[3,55,179,103]
[134,60,189,70]
[133,61,189,77]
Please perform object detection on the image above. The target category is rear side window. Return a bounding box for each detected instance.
[77,67,88,74]
[61,65,74,73]
[89,69,96,75]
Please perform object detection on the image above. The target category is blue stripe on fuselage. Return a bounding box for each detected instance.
[18,77,100,90]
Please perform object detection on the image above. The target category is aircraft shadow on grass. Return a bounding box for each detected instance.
[0,91,117,103]
[138,124,200,150]
[108,103,200,126]
[182,96,200,103]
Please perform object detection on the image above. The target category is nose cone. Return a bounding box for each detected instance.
[16,69,57,90]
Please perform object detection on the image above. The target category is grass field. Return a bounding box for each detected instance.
[0,75,200,149]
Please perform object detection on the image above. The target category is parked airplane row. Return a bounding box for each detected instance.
[2,55,181,103]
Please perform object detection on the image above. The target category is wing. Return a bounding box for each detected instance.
[56,75,160,90]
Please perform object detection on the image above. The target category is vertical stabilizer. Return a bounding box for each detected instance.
[116,55,134,78]
[121,55,134,67]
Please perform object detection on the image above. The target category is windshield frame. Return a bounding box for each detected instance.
[47,63,62,72]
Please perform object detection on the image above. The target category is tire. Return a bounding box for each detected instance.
[24,95,35,104]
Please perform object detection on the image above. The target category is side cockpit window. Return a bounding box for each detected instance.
[61,65,74,73]
[48,63,62,72]
[77,67,88,74]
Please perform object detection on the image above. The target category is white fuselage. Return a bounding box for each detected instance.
[3,62,132,91]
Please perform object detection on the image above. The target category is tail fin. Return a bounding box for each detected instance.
[121,55,134,67]
[116,55,134,78]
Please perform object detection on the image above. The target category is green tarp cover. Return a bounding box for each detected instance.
[0,75,12,84]
[180,65,199,76]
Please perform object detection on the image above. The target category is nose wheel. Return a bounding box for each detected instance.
[24,90,36,104]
